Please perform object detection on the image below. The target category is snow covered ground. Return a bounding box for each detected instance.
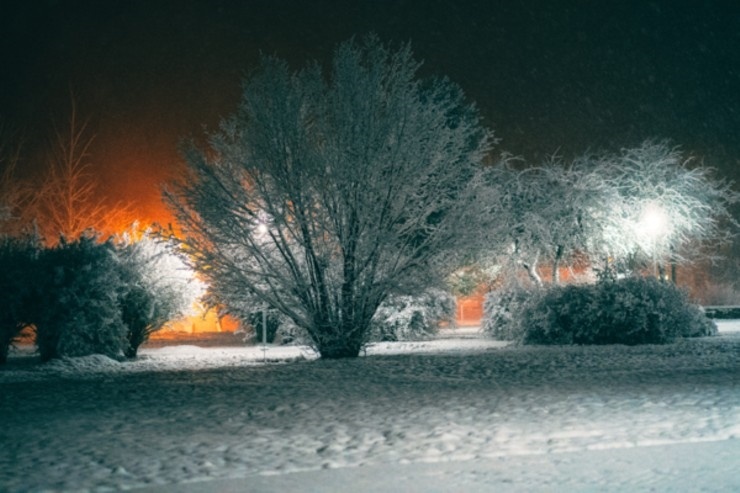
[1,323,738,492]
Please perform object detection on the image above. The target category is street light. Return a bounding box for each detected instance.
[256,214,269,361]
[261,303,268,363]
[636,202,670,279]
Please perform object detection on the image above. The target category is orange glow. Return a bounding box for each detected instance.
[456,293,484,326]
[153,307,241,336]
[93,118,189,230]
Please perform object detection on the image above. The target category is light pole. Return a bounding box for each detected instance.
[637,202,670,280]
[255,215,270,362]
[261,302,268,363]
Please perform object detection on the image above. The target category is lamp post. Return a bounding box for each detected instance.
[256,218,269,362]
[261,302,268,363]
[637,202,670,280]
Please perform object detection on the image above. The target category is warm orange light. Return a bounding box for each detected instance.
[153,305,241,336]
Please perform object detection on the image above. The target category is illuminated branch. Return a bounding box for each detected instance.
[480,141,739,286]
[36,99,134,243]
[596,141,739,279]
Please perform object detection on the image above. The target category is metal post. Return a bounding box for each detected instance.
[262,304,268,363]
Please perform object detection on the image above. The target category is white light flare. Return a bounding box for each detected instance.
[637,202,670,240]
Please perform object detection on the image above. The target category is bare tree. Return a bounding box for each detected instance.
[481,155,606,285]
[0,124,37,236]
[167,36,494,358]
[36,101,133,243]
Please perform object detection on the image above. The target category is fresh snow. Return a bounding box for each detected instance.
[1,323,738,492]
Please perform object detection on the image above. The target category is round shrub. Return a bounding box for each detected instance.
[35,234,128,361]
[370,289,457,342]
[518,284,599,345]
[518,276,715,345]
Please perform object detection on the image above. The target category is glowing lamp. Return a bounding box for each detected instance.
[638,202,670,239]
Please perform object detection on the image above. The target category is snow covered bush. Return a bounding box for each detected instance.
[482,286,536,341]
[35,233,128,361]
[0,235,40,364]
[516,285,594,345]
[519,277,716,345]
[370,289,456,342]
[115,230,205,358]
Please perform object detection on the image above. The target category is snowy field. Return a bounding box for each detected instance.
[1,322,739,492]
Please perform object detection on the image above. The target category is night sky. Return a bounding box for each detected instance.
[2,0,739,225]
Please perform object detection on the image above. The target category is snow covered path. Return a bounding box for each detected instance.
[140,440,740,493]
[1,330,738,492]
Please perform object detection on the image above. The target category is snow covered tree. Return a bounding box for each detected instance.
[369,288,456,342]
[481,141,738,286]
[115,228,205,358]
[589,141,739,281]
[167,35,494,358]
[481,155,606,285]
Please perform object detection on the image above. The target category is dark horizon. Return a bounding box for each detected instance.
[2,0,739,224]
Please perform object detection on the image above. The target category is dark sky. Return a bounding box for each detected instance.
[2,0,739,224]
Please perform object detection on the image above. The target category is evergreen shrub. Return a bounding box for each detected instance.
[519,276,716,345]
[35,234,127,361]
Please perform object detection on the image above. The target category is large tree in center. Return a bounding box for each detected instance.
[166,36,494,358]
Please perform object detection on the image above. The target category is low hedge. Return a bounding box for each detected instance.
[499,277,716,345]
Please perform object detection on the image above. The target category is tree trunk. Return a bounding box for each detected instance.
[124,324,150,359]
[315,326,365,358]
[521,254,542,287]
[124,345,138,359]
[669,246,677,284]
[552,245,563,284]
[306,309,367,359]
[657,263,667,282]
